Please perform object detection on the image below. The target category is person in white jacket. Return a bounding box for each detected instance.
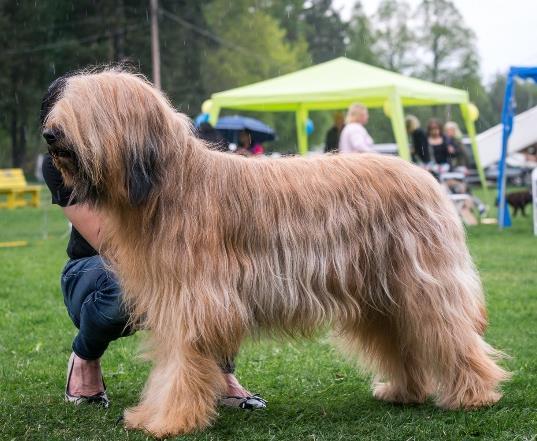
[339,103,374,154]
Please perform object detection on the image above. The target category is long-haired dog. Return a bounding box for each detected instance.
[41,68,509,438]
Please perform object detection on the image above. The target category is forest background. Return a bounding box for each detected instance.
[2,0,537,173]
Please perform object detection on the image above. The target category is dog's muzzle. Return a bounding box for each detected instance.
[43,128,73,159]
[43,128,57,145]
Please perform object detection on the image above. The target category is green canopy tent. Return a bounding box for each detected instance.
[208,57,485,187]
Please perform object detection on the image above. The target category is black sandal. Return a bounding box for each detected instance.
[219,394,267,410]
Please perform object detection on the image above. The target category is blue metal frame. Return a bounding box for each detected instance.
[498,66,537,228]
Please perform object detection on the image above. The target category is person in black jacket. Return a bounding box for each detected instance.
[405,115,430,163]
[324,112,344,153]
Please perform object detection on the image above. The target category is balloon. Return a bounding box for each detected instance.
[383,100,391,117]
[201,99,213,114]
[194,113,209,127]
[306,118,314,136]
[467,102,479,122]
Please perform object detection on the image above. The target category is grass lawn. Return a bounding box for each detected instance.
[0,189,536,441]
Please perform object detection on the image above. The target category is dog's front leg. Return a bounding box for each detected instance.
[124,339,226,438]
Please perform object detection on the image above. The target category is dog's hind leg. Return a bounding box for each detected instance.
[123,337,226,438]
[401,261,509,410]
[336,315,433,405]
[423,275,509,409]
[433,331,508,409]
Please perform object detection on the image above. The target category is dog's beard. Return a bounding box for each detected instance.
[53,154,101,206]
[53,155,77,187]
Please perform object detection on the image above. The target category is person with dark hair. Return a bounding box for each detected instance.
[405,115,430,163]
[236,130,264,156]
[196,122,228,152]
[324,112,344,153]
[427,119,449,165]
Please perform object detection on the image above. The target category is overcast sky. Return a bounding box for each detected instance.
[333,0,537,83]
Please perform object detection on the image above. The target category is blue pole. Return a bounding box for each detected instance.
[497,72,514,229]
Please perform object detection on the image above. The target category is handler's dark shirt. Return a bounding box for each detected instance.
[411,128,430,163]
[324,125,342,153]
[42,154,98,260]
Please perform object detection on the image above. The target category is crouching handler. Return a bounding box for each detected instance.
[41,153,266,410]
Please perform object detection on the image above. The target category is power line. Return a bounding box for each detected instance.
[3,7,269,66]
[159,8,268,63]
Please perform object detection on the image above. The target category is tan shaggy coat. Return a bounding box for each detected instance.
[41,69,509,438]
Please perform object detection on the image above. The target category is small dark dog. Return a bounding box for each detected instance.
[506,190,532,217]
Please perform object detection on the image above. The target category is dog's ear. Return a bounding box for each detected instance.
[126,151,157,206]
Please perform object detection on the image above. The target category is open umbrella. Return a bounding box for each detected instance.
[215,115,276,144]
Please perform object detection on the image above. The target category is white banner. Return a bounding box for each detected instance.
[531,168,537,236]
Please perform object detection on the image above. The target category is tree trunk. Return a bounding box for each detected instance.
[431,33,439,116]
[10,108,20,167]
[18,122,27,169]
[11,120,27,168]
[113,0,125,62]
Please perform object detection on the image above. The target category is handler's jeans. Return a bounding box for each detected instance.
[61,256,131,360]
[60,255,235,372]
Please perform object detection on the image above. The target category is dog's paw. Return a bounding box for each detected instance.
[439,390,502,410]
[373,382,426,405]
[462,391,502,409]
[123,405,152,431]
[139,418,204,438]
[123,404,209,437]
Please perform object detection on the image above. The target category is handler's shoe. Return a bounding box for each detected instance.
[65,352,110,408]
[219,394,267,410]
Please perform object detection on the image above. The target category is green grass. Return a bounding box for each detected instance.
[0,190,536,440]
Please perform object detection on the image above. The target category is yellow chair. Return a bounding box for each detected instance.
[0,169,41,209]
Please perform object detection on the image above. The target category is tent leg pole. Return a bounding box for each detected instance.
[295,106,308,156]
[388,93,411,161]
[460,103,488,198]
[208,105,221,126]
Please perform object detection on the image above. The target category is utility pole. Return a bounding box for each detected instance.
[150,0,161,89]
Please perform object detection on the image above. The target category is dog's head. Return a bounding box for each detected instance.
[40,68,190,207]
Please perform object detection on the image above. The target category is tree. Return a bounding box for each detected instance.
[262,0,347,64]
[413,0,478,85]
[301,0,347,63]
[345,2,378,66]
[153,1,214,115]
[260,0,306,43]
[0,1,61,169]
[487,73,537,123]
[0,0,130,169]
[202,0,307,93]
[372,0,415,72]
[201,0,310,152]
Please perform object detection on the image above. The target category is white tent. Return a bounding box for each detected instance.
[477,105,537,168]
